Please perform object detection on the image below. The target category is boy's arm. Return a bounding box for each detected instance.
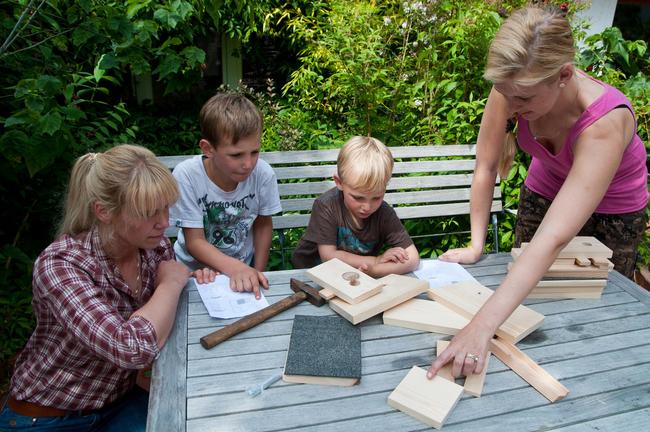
[366,243,420,277]
[318,244,377,269]
[183,228,268,298]
[318,243,419,278]
[252,215,273,272]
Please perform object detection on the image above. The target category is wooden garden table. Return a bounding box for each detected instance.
[147,254,650,431]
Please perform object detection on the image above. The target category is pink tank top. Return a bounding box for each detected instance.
[517,77,648,214]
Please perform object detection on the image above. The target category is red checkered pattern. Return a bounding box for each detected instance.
[10,228,174,410]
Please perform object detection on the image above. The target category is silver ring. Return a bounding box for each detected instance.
[466,353,479,362]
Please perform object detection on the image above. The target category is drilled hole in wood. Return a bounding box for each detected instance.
[342,271,360,286]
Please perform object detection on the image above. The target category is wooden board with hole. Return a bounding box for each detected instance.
[306,258,383,304]
[383,298,469,335]
[427,281,545,343]
[519,236,613,260]
[387,366,464,430]
[329,274,427,325]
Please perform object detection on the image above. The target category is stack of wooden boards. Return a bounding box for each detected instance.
[306,258,429,325]
[511,236,614,299]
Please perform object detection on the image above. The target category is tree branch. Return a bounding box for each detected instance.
[0,0,48,57]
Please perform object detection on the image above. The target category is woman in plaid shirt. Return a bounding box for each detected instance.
[1,145,214,431]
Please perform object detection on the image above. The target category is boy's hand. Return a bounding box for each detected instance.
[192,267,219,284]
[229,262,269,299]
[377,247,409,264]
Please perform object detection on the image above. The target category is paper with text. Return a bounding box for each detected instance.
[413,260,477,289]
[195,275,269,319]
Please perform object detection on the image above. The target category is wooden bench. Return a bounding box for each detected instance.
[158,145,503,268]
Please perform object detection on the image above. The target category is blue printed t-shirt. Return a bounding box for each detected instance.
[170,155,282,269]
[291,187,413,268]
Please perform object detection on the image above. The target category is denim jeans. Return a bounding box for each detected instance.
[0,387,148,432]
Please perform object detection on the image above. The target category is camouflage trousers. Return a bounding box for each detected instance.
[514,184,647,279]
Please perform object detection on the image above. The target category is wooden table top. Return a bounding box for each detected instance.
[147,254,650,431]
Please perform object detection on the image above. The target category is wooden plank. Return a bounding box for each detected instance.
[276,174,478,196]
[526,279,607,299]
[436,340,455,382]
[426,281,545,343]
[464,352,490,397]
[383,298,469,335]
[328,274,428,324]
[387,366,464,430]
[489,337,569,403]
[306,258,384,304]
[510,248,611,278]
[319,287,336,300]
[274,187,500,214]
[520,236,613,259]
[272,159,478,180]
[147,285,188,432]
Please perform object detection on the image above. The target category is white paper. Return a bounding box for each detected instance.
[195,275,269,319]
[413,260,477,289]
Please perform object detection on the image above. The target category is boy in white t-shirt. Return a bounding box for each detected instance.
[170,93,282,298]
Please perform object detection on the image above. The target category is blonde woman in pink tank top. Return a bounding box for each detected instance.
[428,6,648,381]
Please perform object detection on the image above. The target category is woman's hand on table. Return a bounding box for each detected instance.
[427,321,493,379]
[439,246,482,265]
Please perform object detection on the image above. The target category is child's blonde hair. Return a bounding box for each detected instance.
[484,6,575,178]
[199,92,263,147]
[337,136,393,192]
[58,144,179,236]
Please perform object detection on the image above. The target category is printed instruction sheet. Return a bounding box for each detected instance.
[195,275,269,319]
[413,260,477,289]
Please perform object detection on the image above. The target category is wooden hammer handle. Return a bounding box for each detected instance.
[200,290,307,349]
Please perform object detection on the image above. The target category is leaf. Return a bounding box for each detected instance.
[38,111,63,135]
[63,84,74,104]
[25,95,45,113]
[93,65,106,82]
[98,53,118,70]
[180,46,206,64]
[36,75,62,95]
[72,28,93,46]
[4,110,34,128]
[153,53,182,79]
[63,106,86,121]
[127,0,151,19]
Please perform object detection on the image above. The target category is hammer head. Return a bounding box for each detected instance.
[290,278,326,307]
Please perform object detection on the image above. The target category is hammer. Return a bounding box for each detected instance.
[200,278,326,349]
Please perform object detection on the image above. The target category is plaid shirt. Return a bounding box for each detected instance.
[10,228,174,410]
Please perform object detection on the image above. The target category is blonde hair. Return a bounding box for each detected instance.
[485,6,575,177]
[58,144,179,236]
[484,6,575,86]
[337,136,393,192]
[199,92,263,147]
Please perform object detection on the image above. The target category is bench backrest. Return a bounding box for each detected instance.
[159,145,501,235]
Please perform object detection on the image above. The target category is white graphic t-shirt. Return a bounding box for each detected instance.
[170,155,282,269]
